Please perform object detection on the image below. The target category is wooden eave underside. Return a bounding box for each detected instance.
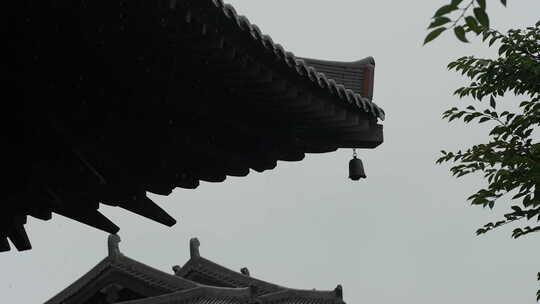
[4,0,383,252]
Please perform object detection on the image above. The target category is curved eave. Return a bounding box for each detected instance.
[116,286,252,304]
[185,0,385,121]
[259,289,345,304]
[178,256,283,295]
[45,254,197,304]
[176,248,342,301]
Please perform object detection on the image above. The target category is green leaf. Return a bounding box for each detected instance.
[473,7,490,28]
[499,44,510,55]
[476,0,486,10]
[428,17,452,29]
[464,114,474,122]
[490,96,496,109]
[433,4,458,18]
[500,0,507,6]
[424,27,447,45]
[482,30,491,41]
[451,0,464,6]
[479,117,491,123]
[465,16,482,34]
[447,61,459,69]
[512,192,528,200]
[511,205,523,213]
[454,26,469,43]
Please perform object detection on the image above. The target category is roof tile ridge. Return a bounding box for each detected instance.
[179,255,284,291]
[115,285,252,304]
[196,285,252,297]
[297,56,376,68]
[196,0,385,120]
[114,286,203,304]
[113,254,198,290]
[296,56,385,119]
[259,287,343,301]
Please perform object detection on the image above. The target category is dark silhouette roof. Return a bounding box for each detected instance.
[45,236,346,304]
[6,0,385,252]
[193,0,384,119]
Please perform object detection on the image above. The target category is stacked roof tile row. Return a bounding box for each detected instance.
[194,0,385,120]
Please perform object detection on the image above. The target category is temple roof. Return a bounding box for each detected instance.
[116,286,252,304]
[45,236,345,304]
[189,0,384,119]
[174,238,283,295]
[115,285,344,304]
[45,235,198,304]
[173,238,344,303]
[6,0,385,252]
[298,57,376,102]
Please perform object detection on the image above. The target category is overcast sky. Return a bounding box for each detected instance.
[3,1,540,303]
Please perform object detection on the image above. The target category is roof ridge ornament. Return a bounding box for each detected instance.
[240,267,250,276]
[190,237,200,258]
[334,284,343,299]
[107,234,122,258]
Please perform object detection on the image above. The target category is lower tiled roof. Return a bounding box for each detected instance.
[175,238,345,304]
[177,256,282,296]
[116,286,252,304]
[46,236,346,304]
[116,286,346,304]
[45,236,197,304]
[260,289,344,304]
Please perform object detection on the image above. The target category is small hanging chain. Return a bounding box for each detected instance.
[352,148,357,158]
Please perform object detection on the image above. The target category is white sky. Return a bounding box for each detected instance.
[2,1,540,303]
